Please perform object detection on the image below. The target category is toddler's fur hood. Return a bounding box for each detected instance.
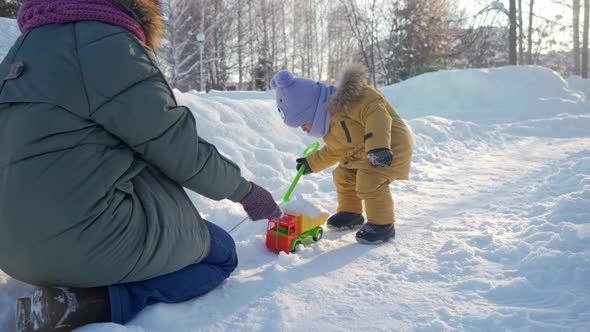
[327,64,369,114]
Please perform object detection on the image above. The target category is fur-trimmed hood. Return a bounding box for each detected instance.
[326,64,369,114]
[112,0,165,50]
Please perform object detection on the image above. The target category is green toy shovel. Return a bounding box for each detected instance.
[229,142,320,233]
[278,141,320,205]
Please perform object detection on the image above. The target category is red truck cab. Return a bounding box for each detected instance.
[266,214,300,254]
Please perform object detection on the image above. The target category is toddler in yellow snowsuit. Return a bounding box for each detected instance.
[271,64,413,243]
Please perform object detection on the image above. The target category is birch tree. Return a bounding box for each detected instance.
[509,0,518,65]
[573,0,581,74]
[160,0,200,91]
[518,0,524,64]
[528,0,535,64]
[583,0,589,77]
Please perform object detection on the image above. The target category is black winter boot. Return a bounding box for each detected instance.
[355,223,395,244]
[327,212,365,230]
[16,286,111,332]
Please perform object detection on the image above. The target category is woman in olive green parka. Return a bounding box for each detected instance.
[1,0,281,330]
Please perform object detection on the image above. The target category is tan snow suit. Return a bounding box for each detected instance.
[306,65,413,225]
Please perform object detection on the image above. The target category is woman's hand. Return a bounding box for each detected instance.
[239,182,282,221]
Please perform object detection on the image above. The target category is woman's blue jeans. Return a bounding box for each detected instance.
[108,220,238,324]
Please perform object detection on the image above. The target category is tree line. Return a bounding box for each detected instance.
[506,0,589,78]
[158,0,462,90]
[1,0,589,90]
[158,0,590,91]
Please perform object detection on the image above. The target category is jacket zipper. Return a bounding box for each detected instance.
[340,121,352,143]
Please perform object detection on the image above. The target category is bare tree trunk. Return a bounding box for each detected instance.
[237,0,243,90]
[306,0,313,77]
[313,0,320,79]
[260,0,269,57]
[316,1,325,80]
[200,2,206,90]
[248,1,255,90]
[509,0,517,65]
[583,0,589,78]
[309,1,313,77]
[291,2,298,74]
[213,0,225,90]
[168,0,201,91]
[527,0,534,64]
[518,0,524,64]
[219,0,228,90]
[281,0,288,68]
[267,0,277,89]
[574,0,581,75]
[340,0,372,78]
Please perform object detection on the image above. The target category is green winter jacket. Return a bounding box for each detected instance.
[0,22,250,287]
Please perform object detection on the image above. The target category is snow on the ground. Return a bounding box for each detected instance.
[568,75,590,101]
[0,17,19,61]
[1,22,590,331]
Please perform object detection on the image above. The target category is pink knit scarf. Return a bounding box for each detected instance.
[17,0,146,45]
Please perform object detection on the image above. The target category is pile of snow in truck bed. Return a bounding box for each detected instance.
[280,194,330,219]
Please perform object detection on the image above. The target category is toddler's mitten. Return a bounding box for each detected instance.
[367,149,393,168]
[296,158,313,175]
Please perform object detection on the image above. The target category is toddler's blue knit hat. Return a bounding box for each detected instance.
[271,70,325,128]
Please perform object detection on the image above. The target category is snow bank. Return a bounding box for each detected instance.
[501,114,590,138]
[195,89,275,100]
[0,277,31,331]
[0,18,19,61]
[567,75,590,101]
[383,66,588,124]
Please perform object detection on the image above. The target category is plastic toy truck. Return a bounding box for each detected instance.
[266,212,329,254]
